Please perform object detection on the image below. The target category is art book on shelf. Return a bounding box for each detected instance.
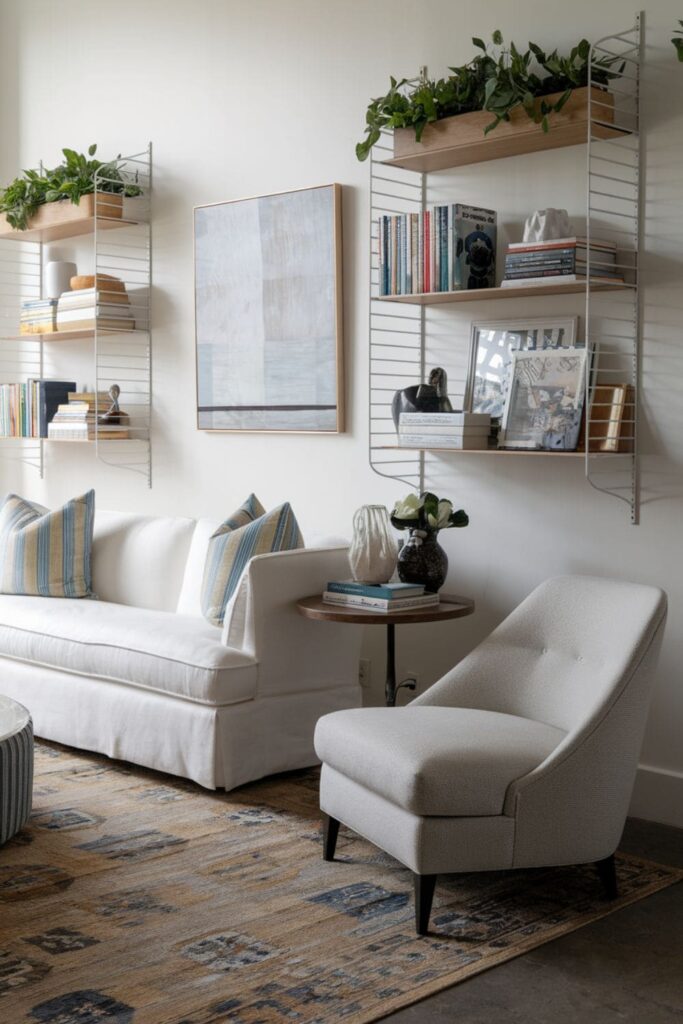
[326,580,424,599]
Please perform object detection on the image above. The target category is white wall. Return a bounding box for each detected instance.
[1,0,682,825]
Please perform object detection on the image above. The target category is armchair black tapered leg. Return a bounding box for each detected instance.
[414,873,437,935]
[596,854,618,899]
[322,814,340,861]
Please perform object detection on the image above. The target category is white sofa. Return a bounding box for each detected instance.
[0,510,362,790]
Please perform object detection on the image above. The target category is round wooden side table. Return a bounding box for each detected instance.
[296,594,475,706]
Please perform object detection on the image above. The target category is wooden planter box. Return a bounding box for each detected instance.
[0,192,123,242]
[390,87,620,172]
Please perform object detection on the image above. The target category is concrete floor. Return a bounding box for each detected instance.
[382,819,683,1023]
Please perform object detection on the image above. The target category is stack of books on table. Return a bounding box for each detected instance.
[48,392,130,441]
[397,412,492,449]
[323,581,439,612]
[501,237,622,287]
[56,285,135,333]
[20,299,57,335]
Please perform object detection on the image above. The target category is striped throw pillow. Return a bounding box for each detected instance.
[0,490,95,598]
[201,495,303,627]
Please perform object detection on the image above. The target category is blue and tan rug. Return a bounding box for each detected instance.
[0,741,680,1023]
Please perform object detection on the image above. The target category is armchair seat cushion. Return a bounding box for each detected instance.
[0,595,257,707]
[314,706,566,817]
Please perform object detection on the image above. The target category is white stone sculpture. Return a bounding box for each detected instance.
[523,208,574,243]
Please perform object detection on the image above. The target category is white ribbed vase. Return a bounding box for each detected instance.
[349,504,398,584]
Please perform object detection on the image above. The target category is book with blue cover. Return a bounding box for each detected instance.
[326,580,424,600]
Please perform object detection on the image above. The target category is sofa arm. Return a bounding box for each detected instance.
[221,546,363,698]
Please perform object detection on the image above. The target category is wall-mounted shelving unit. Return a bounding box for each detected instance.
[369,18,642,522]
[0,143,153,486]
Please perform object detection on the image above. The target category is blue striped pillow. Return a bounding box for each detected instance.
[0,490,95,598]
[201,495,303,627]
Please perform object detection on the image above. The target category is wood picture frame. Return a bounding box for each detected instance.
[194,183,344,433]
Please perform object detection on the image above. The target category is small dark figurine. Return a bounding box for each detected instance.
[98,384,125,425]
[392,367,452,428]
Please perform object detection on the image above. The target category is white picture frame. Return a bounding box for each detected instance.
[465,316,579,419]
[499,347,588,451]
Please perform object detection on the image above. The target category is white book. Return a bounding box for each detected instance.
[507,236,616,251]
[398,424,490,436]
[398,435,490,449]
[323,591,440,611]
[399,412,491,426]
[501,274,624,288]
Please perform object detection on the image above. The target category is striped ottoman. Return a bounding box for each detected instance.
[0,695,33,845]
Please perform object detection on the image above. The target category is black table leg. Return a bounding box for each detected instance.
[385,623,396,706]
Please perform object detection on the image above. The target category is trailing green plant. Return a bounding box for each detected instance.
[0,145,142,231]
[673,21,683,60]
[356,32,622,160]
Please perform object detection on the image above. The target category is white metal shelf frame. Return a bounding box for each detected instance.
[368,16,644,523]
[0,143,153,487]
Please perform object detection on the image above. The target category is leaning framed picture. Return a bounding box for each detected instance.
[499,347,588,451]
[465,316,578,419]
[194,183,343,432]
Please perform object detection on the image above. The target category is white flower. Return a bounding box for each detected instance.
[426,499,453,529]
[392,493,423,521]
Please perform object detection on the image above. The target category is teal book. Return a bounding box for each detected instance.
[326,580,424,600]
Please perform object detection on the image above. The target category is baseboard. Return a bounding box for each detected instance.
[629,764,683,829]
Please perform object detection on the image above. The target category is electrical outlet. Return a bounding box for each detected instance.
[358,659,371,688]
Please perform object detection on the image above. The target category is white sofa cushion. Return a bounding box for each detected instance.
[176,517,221,616]
[93,511,196,612]
[314,706,566,816]
[0,595,256,707]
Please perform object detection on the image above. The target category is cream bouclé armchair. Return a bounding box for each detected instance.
[314,576,667,934]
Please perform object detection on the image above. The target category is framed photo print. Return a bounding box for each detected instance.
[499,347,588,451]
[194,183,343,432]
[465,317,578,419]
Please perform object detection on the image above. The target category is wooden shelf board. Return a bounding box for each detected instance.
[382,121,629,173]
[374,281,633,305]
[378,446,627,457]
[2,328,147,342]
[0,215,144,244]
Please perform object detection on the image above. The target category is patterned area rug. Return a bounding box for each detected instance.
[0,742,680,1024]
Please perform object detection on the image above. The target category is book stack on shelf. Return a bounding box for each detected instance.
[378,204,496,295]
[397,412,492,449]
[48,392,130,442]
[501,237,622,287]
[57,282,135,333]
[323,580,439,612]
[0,379,75,438]
[20,299,57,335]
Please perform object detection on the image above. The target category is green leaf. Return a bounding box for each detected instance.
[472,37,486,51]
[673,37,683,61]
[88,143,97,156]
[492,29,503,45]
[541,114,549,132]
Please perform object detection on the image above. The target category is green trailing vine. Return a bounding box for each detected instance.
[357,32,622,161]
[673,21,683,60]
[0,145,142,231]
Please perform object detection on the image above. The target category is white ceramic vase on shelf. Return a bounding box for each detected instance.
[349,505,398,584]
[45,261,77,300]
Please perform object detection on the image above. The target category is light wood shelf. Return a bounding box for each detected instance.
[379,445,628,457]
[1,328,146,343]
[374,280,633,306]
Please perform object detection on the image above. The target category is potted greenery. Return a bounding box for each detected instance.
[357,33,622,166]
[0,145,142,234]
[391,492,468,592]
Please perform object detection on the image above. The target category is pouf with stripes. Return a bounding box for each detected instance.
[0,695,33,845]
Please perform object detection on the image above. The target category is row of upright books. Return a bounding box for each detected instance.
[323,580,439,612]
[397,412,492,449]
[378,204,497,295]
[501,236,622,287]
[0,380,75,437]
[20,284,135,335]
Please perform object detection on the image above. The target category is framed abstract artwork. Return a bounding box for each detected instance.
[465,316,579,419]
[499,347,588,451]
[194,184,343,432]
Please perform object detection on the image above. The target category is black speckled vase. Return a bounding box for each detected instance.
[397,529,448,593]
